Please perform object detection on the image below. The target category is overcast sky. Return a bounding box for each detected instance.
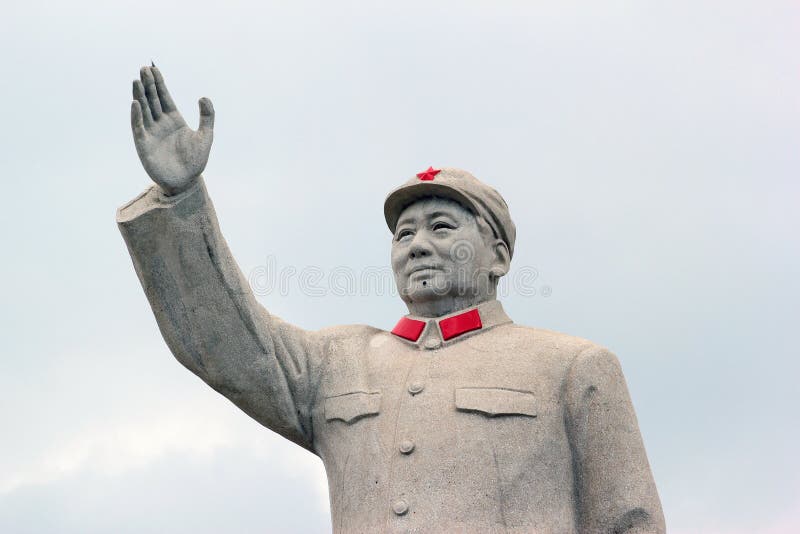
[1,1,798,532]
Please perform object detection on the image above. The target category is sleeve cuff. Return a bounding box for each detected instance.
[116,177,205,224]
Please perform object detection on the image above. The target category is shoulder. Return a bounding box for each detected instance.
[494,323,605,360]
[497,325,627,402]
[315,323,386,349]
[495,324,624,383]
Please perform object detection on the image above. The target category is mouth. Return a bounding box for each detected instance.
[408,265,442,275]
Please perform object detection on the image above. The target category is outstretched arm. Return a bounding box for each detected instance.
[119,67,324,451]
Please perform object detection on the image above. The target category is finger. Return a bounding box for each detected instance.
[140,66,163,120]
[151,66,177,113]
[198,97,215,137]
[132,80,153,127]
[130,101,146,141]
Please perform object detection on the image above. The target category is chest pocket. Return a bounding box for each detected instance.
[324,391,382,424]
[455,387,537,417]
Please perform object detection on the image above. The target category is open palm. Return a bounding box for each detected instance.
[131,66,215,195]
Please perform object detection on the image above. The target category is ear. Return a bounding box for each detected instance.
[490,240,511,279]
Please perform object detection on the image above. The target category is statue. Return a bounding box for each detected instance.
[118,65,665,533]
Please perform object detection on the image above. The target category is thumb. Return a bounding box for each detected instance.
[198,97,215,137]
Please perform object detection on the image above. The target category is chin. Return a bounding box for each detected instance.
[402,281,450,304]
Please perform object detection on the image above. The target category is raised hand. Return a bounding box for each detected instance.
[131,66,215,195]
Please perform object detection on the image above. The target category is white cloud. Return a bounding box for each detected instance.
[1,395,330,526]
[0,408,233,495]
[671,502,800,534]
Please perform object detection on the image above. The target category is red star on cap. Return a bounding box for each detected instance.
[416,166,441,181]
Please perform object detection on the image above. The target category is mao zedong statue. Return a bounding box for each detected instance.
[118,65,665,533]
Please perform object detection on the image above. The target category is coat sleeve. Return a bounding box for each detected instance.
[116,177,325,452]
[564,345,666,533]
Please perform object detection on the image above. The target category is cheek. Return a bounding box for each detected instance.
[436,233,481,265]
[430,239,452,257]
[390,247,406,271]
[428,235,460,259]
[439,240,468,264]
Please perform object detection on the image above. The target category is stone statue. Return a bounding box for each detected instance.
[118,65,665,533]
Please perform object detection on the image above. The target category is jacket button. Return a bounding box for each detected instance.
[408,381,424,395]
[399,440,415,454]
[424,338,442,350]
[392,500,409,516]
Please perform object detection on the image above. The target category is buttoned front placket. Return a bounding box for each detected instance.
[384,301,513,531]
[385,321,442,529]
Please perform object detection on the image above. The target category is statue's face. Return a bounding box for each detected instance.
[391,197,501,309]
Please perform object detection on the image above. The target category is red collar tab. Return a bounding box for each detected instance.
[391,317,426,341]
[416,166,441,181]
[439,308,483,341]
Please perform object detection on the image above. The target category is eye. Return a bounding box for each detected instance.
[395,229,414,241]
[432,221,455,232]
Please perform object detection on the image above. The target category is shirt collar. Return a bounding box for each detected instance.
[391,300,513,349]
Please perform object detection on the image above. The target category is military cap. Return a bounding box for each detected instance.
[384,167,516,257]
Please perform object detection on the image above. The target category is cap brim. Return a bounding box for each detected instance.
[384,182,479,233]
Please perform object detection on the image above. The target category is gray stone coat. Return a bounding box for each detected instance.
[117,178,665,533]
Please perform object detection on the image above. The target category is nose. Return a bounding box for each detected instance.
[408,232,433,259]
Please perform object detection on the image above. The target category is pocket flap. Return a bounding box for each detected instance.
[324,391,382,423]
[455,388,537,417]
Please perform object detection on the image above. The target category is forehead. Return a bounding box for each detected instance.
[396,196,474,224]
